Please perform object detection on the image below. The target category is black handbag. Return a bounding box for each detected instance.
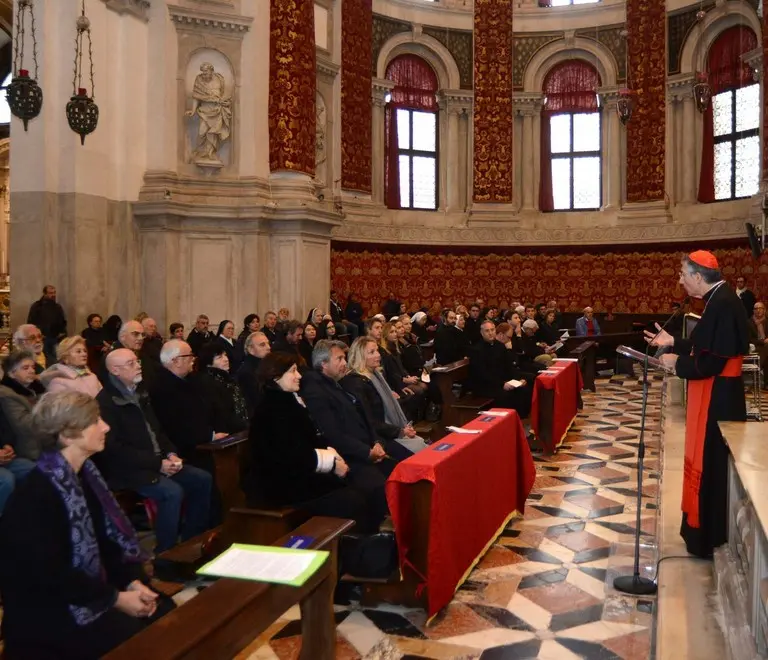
[339,532,398,579]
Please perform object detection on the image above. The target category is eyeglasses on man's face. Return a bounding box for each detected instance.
[129,331,147,338]
[173,353,195,361]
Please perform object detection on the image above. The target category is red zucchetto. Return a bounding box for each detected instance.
[688,250,719,269]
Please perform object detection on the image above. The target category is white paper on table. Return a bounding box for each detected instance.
[560,331,570,339]
[200,547,317,582]
[476,410,509,417]
[446,426,482,434]
[549,341,564,352]
[421,370,431,383]
[554,358,578,362]
[540,370,559,375]
[505,379,524,388]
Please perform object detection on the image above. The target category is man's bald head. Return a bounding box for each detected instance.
[119,320,145,351]
[106,348,143,386]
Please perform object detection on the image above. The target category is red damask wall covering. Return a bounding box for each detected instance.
[331,241,768,315]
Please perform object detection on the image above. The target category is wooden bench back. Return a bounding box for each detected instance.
[430,358,469,406]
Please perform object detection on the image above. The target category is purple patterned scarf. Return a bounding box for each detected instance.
[36,451,147,625]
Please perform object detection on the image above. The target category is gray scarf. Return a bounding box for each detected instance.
[369,369,409,428]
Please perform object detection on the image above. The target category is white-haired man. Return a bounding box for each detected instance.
[13,324,46,372]
[575,307,601,337]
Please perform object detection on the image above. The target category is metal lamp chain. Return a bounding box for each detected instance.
[87,27,95,100]
[29,2,39,79]
[12,2,24,76]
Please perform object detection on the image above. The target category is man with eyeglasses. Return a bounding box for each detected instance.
[236,331,271,413]
[12,325,46,373]
[149,340,228,480]
[96,349,212,565]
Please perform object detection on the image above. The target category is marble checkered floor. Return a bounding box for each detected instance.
[240,374,663,660]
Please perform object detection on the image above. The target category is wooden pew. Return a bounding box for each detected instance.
[106,516,355,660]
[430,359,493,441]
[563,331,645,374]
[568,340,597,392]
[197,431,249,513]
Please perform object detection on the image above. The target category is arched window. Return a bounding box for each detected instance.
[698,26,759,202]
[539,60,601,212]
[384,55,439,210]
[0,74,10,124]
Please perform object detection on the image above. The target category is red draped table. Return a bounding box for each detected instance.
[385,410,535,619]
[531,358,583,454]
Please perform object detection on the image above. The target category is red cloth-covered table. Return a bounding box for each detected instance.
[385,410,536,619]
[531,358,583,454]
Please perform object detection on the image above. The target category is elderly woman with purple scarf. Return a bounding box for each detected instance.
[0,391,175,659]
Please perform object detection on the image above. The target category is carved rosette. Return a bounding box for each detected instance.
[269,0,316,175]
[625,0,666,203]
[473,0,514,203]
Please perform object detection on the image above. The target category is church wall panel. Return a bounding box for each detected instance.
[331,240,767,315]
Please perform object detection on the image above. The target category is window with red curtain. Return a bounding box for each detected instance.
[384,55,439,210]
[698,26,759,203]
[539,59,601,212]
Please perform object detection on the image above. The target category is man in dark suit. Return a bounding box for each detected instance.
[300,340,394,520]
[97,348,212,555]
[236,331,271,414]
[748,301,768,385]
[469,320,533,418]
[736,276,756,318]
[185,314,213,356]
[434,308,468,365]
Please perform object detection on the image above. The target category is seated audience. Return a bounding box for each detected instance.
[140,317,163,361]
[103,315,123,345]
[382,293,401,319]
[234,314,260,365]
[521,319,554,365]
[749,301,768,385]
[169,322,185,340]
[538,310,560,345]
[214,320,237,372]
[242,353,382,532]
[575,306,601,336]
[535,303,548,324]
[186,314,213,355]
[299,322,318,365]
[262,311,280,345]
[465,304,482,345]
[468,320,533,418]
[149,340,226,472]
[0,351,48,461]
[98,350,212,556]
[195,343,249,434]
[42,336,102,397]
[410,311,429,343]
[81,314,109,352]
[112,320,145,354]
[434,309,468,365]
[272,320,306,365]
[330,290,359,339]
[398,315,425,376]
[323,319,338,340]
[236,331,272,413]
[300,340,394,520]
[343,338,425,458]
[524,304,537,322]
[276,308,291,336]
[13,324,46,372]
[345,293,365,336]
[379,322,427,402]
[546,299,563,328]
[0,391,175,659]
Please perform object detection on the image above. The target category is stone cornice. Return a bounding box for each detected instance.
[372,78,395,106]
[439,89,473,115]
[167,4,253,34]
[331,216,752,247]
[317,53,340,82]
[513,93,543,116]
[101,0,150,21]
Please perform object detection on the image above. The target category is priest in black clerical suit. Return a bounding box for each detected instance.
[468,320,533,419]
[434,309,469,366]
[647,250,748,558]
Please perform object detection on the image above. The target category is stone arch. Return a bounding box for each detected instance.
[523,38,618,92]
[679,4,761,74]
[377,31,460,90]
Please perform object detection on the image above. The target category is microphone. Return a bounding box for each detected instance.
[645,297,690,354]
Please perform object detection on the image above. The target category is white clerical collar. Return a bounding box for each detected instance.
[736,287,746,296]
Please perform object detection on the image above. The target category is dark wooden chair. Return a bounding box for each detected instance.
[568,340,597,392]
[430,358,493,441]
[106,516,355,660]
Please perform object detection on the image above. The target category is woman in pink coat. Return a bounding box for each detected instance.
[41,336,102,397]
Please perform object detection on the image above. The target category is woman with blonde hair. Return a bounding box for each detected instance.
[378,322,426,419]
[41,336,102,397]
[343,338,426,457]
[0,391,175,658]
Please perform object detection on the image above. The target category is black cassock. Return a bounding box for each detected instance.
[468,339,533,418]
[673,281,748,558]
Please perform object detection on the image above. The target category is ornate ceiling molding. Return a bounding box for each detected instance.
[167,4,252,34]
[101,0,151,21]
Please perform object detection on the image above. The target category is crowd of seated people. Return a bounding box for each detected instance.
[0,287,595,655]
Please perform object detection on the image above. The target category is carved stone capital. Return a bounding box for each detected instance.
[317,53,340,83]
[513,93,543,117]
[743,47,762,81]
[167,4,253,35]
[100,0,150,21]
[372,78,395,107]
[440,89,473,116]
[666,74,695,103]
[597,85,621,109]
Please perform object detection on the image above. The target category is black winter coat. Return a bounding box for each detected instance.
[193,367,249,434]
[341,371,400,442]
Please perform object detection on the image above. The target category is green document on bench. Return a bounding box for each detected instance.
[196,543,329,586]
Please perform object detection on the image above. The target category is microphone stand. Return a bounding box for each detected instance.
[613,299,688,596]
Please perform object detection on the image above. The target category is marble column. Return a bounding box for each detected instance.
[371,79,394,206]
[599,88,622,210]
[442,90,474,212]
[682,93,697,203]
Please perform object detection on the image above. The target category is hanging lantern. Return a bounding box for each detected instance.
[7,0,43,131]
[617,88,634,125]
[693,72,712,113]
[67,4,99,145]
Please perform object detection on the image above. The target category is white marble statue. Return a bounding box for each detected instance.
[315,93,327,185]
[185,62,232,166]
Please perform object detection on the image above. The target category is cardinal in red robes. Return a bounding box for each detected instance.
[646,250,748,557]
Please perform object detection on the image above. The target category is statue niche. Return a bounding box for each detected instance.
[184,58,233,168]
